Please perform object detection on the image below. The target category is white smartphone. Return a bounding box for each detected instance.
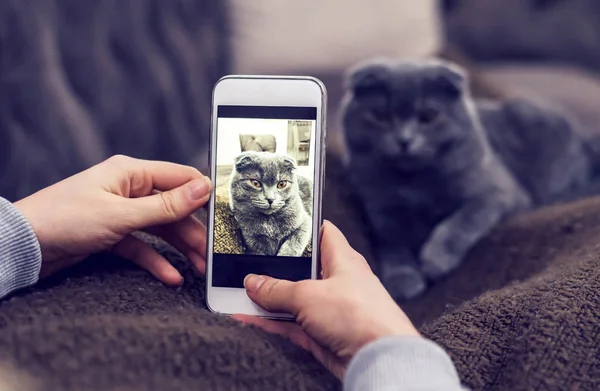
[205,75,327,319]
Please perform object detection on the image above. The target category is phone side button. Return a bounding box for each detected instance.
[322,147,327,192]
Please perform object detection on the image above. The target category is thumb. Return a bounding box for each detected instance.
[320,220,372,278]
[124,177,212,228]
[244,274,300,315]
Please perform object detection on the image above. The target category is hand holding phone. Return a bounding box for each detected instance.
[206,76,327,319]
[234,221,420,379]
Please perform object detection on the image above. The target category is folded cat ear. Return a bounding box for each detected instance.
[431,62,467,99]
[234,153,257,171]
[282,156,297,172]
[347,61,390,98]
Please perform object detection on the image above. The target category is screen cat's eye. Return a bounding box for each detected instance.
[417,108,441,126]
[249,179,262,188]
[277,180,288,189]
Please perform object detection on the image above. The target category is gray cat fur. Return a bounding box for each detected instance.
[341,58,595,300]
[229,151,312,257]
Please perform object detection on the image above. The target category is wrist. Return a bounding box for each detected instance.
[369,308,420,338]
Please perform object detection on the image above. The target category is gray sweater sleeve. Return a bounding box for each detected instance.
[0,197,42,298]
[344,335,467,391]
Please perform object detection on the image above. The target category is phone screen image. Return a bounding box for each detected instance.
[211,105,318,288]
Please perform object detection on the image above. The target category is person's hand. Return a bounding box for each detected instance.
[233,221,419,379]
[14,155,211,284]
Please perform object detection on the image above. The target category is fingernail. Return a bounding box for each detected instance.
[243,274,265,293]
[188,177,211,201]
[178,277,185,286]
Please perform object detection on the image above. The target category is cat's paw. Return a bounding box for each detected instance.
[381,266,427,301]
[277,248,302,257]
[420,240,463,280]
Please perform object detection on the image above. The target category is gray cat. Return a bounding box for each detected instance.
[229,151,312,256]
[341,58,596,300]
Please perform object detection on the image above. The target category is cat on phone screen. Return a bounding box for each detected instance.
[229,151,312,257]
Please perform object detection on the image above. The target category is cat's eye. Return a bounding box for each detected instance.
[368,109,390,125]
[277,180,288,189]
[417,108,441,125]
[249,179,262,188]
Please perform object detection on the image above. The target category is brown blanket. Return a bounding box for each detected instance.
[2,185,600,390]
[417,197,600,390]
[0,239,336,391]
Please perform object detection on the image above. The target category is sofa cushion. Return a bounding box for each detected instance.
[230,0,441,73]
[443,0,600,72]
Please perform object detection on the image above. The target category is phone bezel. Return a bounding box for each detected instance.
[206,75,327,319]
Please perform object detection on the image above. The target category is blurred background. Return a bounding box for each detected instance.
[3,0,600,260]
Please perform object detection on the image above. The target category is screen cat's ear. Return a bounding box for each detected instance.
[431,62,467,99]
[347,62,390,98]
[234,152,257,171]
[281,156,297,173]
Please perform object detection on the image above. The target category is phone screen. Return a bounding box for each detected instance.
[210,105,318,288]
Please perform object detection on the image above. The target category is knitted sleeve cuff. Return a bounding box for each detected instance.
[0,197,42,298]
[344,335,466,391]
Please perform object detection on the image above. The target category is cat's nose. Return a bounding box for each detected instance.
[266,198,274,206]
[395,132,413,151]
[398,140,411,152]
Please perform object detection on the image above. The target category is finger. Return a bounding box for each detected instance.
[162,215,207,259]
[106,155,206,197]
[146,217,207,274]
[145,227,206,274]
[233,315,335,375]
[123,177,212,229]
[112,235,183,286]
[158,230,206,274]
[233,315,314,352]
[320,220,372,278]
[243,274,300,315]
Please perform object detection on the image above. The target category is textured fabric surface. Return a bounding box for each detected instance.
[413,197,600,390]
[0,0,230,202]
[0,233,337,391]
[1,190,600,389]
[344,336,464,391]
[213,194,245,255]
[0,198,42,298]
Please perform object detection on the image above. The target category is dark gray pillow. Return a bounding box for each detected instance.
[442,0,600,72]
[0,0,231,202]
